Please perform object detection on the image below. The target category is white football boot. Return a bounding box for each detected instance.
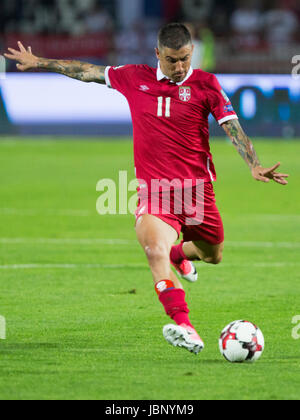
[163,323,205,355]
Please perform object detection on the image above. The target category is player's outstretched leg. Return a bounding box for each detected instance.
[155,280,204,355]
[136,214,204,354]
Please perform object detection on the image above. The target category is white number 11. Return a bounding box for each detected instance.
[157,97,171,118]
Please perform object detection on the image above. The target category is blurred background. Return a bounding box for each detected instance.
[1,0,300,137]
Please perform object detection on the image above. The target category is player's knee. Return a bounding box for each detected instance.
[203,253,223,265]
[144,243,169,263]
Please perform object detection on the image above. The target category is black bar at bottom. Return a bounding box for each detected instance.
[101,402,201,418]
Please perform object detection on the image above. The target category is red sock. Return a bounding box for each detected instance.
[170,241,186,265]
[155,280,194,328]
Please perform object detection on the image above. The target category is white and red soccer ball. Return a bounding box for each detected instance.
[219,320,265,363]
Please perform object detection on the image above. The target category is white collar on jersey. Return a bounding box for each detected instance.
[157,62,193,86]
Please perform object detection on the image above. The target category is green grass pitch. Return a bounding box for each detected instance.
[0,137,299,400]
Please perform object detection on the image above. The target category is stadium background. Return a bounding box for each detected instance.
[0,0,300,137]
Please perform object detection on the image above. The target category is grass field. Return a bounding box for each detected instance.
[0,137,299,401]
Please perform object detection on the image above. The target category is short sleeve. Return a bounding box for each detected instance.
[206,74,238,125]
[105,65,137,97]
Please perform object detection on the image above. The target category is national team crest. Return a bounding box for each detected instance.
[179,86,191,102]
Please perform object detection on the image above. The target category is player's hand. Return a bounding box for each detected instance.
[252,163,289,185]
[4,41,38,71]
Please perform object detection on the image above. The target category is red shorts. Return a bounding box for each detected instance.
[135,182,224,245]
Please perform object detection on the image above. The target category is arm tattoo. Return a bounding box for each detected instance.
[222,119,261,169]
[36,58,106,84]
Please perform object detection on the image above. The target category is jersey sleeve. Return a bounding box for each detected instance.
[105,65,137,97]
[206,74,238,125]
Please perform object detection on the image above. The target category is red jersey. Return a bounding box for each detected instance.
[105,64,238,189]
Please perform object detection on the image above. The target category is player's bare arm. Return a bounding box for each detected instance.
[222,119,289,186]
[4,41,106,84]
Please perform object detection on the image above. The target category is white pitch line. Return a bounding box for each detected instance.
[0,263,148,270]
[247,214,300,221]
[226,241,300,249]
[198,262,300,269]
[2,208,300,221]
[0,238,299,248]
[0,262,299,271]
[0,208,92,217]
[0,238,137,245]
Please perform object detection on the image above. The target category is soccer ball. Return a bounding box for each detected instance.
[219,320,264,363]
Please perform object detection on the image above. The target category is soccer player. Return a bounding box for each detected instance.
[5,23,289,355]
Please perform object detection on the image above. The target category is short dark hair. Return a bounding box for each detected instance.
[158,23,192,51]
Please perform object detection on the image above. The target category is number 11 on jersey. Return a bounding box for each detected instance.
[157,97,171,118]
